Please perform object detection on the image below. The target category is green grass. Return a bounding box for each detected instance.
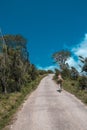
[63,79,87,104]
[0,75,46,130]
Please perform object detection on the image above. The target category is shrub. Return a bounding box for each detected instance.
[78,76,87,90]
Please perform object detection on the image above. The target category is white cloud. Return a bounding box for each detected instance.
[37,34,87,72]
[66,57,77,67]
[66,57,81,72]
[72,34,87,57]
[66,33,87,72]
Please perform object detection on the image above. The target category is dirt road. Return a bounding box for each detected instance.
[9,74,87,130]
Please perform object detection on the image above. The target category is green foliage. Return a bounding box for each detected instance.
[78,76,87,90]
[53,69,60,80]
[0,34,39,93]
[38,70,47,75]
[61,68,71,79]
[37,69,53,75]
[52,50,71,70]
[63,79,87,104]
[53,49,87,107]
[79,56,87,73]
[47,70,54,74]
[63,79,78,94]
[70,67,79,80]
[0,75,44,130]
[30,64,38,80]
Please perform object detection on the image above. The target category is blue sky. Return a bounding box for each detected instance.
[0,0,87,70]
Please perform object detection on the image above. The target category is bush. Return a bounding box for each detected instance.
[61,68,70,79]
[78,76,87,90]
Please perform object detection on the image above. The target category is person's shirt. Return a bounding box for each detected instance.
[58,75,62,79]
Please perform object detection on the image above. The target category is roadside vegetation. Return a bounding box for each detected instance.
[0,34,51,130]
[52,50,87,104]
[1,33,87,129]
[0,75,46,130]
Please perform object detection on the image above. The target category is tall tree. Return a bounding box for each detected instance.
[52,50,71,70]
[0,34,30,93]
[4,34,29,61]
[70,67,79,80]
[79,56,87,73]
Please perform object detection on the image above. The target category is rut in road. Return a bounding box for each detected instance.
[8,74,87,130]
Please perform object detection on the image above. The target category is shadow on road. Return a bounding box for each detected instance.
[57,90,62,93]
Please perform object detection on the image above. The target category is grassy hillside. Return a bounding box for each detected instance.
[63,79,87,104]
